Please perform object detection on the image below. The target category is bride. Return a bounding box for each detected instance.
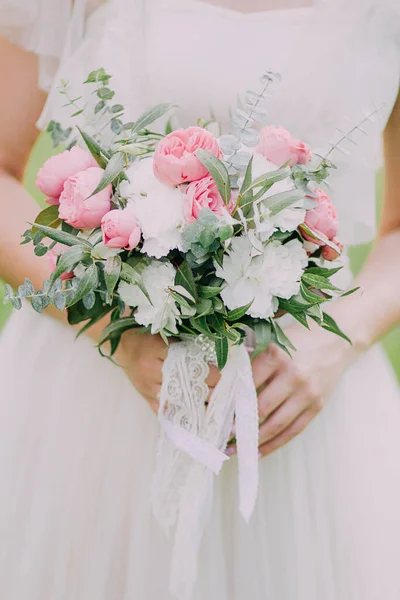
[1,0,400,598]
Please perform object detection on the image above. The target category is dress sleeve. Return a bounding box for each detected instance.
[0,0,102,92]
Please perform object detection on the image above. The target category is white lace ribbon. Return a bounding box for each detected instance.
[152,339,259,600]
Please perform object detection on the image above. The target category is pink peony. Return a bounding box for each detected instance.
[36,146,97,203]
[302,189,338,245]
[47,243,74,281]
[58,167,112,229]
[153,126,221,186]
[101,208,142,250]
[184,176,234,223]
[256,125,312,167]
[321,238,344,261]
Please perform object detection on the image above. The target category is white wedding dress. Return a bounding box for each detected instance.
[1,0,400,598]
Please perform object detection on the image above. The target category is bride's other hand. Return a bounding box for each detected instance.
[116,331,221,414]
[252,321,356,458]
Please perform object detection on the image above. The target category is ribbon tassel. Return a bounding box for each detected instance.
[152,340,259,600]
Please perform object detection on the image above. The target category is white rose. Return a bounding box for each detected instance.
[120,158,186,259]
[118,261,180,334]
[215,235,308,319]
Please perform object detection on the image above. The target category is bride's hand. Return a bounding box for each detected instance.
[116,331,220,414]
[253,321,355,458]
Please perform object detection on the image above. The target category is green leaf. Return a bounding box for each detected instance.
[120,262,152,305]
[240,166,290,198]
[67,264,98,307]
[32,205,61,233]
[299,223,342,253]
[195,298,213,318]
[239,156,253,196]
[252,321,272,359]
[75,303,114,339]
[207,313,226,334]
[263,189,305,217]
[226,301,253,322]
[51,245,90,283]
[29,223,93,248]
[104,255,122,304]
[90,152,125,196]
[98,316,139,344]
[168,289,193,312]
[306,265,343,277]
[78,127,111,168]
[131,103,175,134]
[215,336,229,370]
[189,315,213,336]
[195,148,231,205]
[175,261,198,301]
[198,284,224,298]
[302,273,342,293]
[225,326,242,344]
[271,319,296,355]
[165,119,173,135]
[318,312,352,344]
[299,282,326,305]
[292,311,310,329]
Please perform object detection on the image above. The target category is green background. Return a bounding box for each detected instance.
[1,135,399,381]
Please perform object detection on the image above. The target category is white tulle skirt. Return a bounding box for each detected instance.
[1,307,400,600]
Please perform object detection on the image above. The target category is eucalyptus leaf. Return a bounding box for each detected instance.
[120,262,152,305]
[31,296,44,313]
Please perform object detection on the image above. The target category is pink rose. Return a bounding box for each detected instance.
[153,126,221,186]
[184,176,234,223]
[59,167,112,229]
[256,125,312,167]
[47,243,74,281]
[321,238,344,261]
[302,189,338,244]
[101,208,141,250]
[36,146,97,203]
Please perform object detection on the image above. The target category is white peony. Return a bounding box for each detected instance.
[251,153,306,241]
[119,158,186,259]
[118,261,180,334]
[215,235,308,319]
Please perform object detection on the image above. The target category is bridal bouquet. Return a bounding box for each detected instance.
[5,68,353,598]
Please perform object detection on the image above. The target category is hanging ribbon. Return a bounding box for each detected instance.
[152,338,259,600]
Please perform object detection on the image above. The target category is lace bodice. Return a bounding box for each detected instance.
[1,0,399,244]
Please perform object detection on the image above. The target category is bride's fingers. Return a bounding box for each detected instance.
[206,364,221,388]
[252,345,283,390]
[258,395,305,447]
[258,409,314,458]
[258,374,293,423]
